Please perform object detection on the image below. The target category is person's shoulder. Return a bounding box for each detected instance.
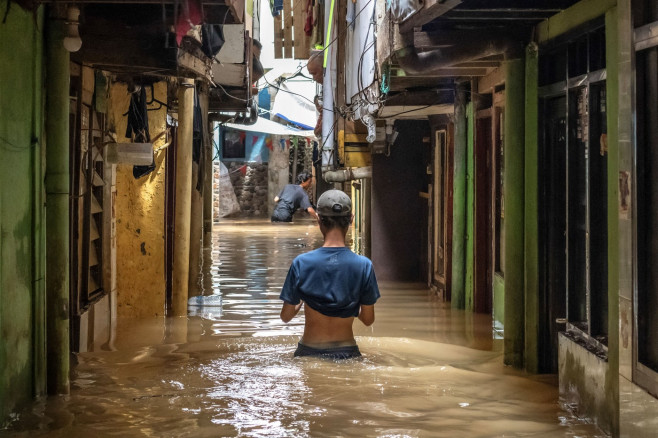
[293,249,319,262]
[349,252,373,266]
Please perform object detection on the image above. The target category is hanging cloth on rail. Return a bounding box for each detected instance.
[125,87,156,179]
[192,86,205,192]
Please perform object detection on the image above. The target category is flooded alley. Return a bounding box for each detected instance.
[2,219,605,437]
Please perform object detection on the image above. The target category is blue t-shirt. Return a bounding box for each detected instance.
[279,247,380,318]
[272,184,312,221]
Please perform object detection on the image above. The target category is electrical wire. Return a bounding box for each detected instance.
[261,75,337,117]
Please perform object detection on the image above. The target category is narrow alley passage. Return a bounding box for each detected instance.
[3,220,605,437]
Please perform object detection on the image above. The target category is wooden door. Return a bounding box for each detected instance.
[474,117,493,314]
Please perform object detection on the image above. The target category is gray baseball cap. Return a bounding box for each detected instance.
[317,189,352,217]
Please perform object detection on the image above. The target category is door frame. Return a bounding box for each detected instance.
[474,110,493,314]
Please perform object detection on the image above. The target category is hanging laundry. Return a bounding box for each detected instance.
[304,0,314,36]
[249,134,267,162]
[176,0,203,46]
[192,86,205,191]
[269,0,284,17]
[125,87,156,179]
[201,24,224,58]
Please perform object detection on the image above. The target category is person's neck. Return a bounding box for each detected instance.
[322,228,347,247]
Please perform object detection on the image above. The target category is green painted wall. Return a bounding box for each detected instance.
[451,85,467,309]
[503,58,526,368]
[605,7,620,435]
[465,102,475,311]
[524,44,540,374]
[0,1,46,422]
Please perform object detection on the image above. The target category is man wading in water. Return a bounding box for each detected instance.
[271,172,318,223]
[279,189,381,359]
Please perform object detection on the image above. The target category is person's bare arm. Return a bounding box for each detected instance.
[358,304,375,326]
[306,206,318,219]
[280,302,303,322]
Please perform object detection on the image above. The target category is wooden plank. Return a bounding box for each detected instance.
[212,63,246,86]
[536,0,615,43]
[291,0,310,59]
[478,67,504,94]
[292,0,304,59]
[400,0,461,34]
[283,0,293,58]
[274,15,283,58]
[299,0,310,59]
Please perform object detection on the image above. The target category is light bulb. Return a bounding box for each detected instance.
[63,6,82,52]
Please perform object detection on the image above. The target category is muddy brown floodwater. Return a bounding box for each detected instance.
[2,219,606,437]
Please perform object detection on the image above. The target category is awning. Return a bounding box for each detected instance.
[222,116,315,137]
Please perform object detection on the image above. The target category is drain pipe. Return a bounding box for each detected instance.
[395,37,522,75]
[321,0,336,172]
[45,11,71,395]
[323,166,372,183]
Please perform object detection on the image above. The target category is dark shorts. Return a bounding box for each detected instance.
[293,342,362,360]
[271,209,292,222]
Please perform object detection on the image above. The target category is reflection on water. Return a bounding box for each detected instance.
[2,218,605,437]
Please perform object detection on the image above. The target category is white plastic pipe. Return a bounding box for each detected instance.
[323,166,372,182]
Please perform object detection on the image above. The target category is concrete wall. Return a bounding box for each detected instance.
[372,120,430,281]
[0,2,46,423]
[108,82,168,318]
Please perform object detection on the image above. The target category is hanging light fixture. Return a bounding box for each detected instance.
[63,5,82,52]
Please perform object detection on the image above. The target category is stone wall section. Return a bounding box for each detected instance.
[227,162,269,217]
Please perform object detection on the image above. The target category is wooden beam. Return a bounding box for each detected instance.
[273,15,283,58]
[414,29,475,48]
[283,0,293,58]
[378,104,454,118]
[399,0,462,34]
[384,89,454,106]
[478,66,504,93]
[414,28,522,50]
[292,0,309,59]
[453,59,502,68]
[395,67,490,77]
[536,0,615,43]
